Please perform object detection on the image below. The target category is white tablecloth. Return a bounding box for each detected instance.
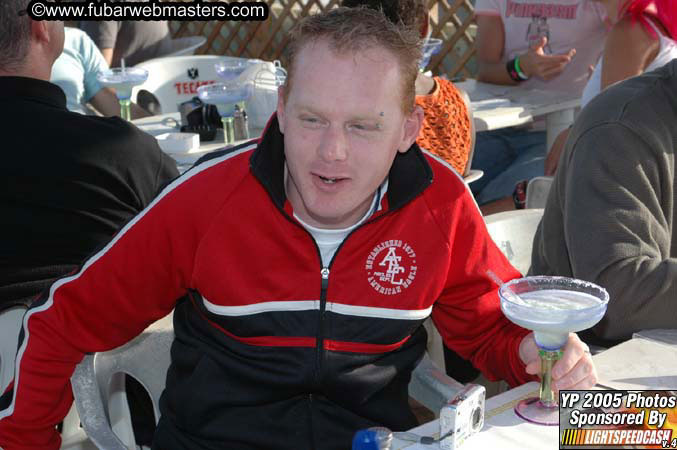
[393,382,560,450]
[133,113,261,172]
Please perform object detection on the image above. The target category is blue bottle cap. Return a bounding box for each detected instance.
[352,427,393,450]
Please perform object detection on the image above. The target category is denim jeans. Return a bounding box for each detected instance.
[470,128,547,205]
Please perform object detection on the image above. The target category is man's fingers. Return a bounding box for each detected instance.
[553,356,597,391]
[526,359,540,375]
[554,335,587,377]
[551,334,596,390]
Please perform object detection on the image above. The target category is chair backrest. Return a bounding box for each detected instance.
[525,176,554,209]
[456,87,476,178]
[71,313,174,450]
[165,36,207,57]
[484,209,544,275]
[0,306,27,393]
[131,55,282,126]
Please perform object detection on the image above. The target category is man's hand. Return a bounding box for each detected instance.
[519,332,597,392]
[519,37,576,81]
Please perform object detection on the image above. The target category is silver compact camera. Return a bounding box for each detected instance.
[439,383,485,450]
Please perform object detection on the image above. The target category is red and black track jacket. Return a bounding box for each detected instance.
[0,116,531,449]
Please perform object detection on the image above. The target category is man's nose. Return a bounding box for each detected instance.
[317,125,348,162]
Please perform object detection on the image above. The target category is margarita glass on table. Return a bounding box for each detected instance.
[215,57,262,81]
[499,276,609,426]
[96,67,149,121]
[197,81,254,144]
[419,37,443,72]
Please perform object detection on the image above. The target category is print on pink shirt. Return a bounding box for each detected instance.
[526,15,553,51]
[506,0,579,20]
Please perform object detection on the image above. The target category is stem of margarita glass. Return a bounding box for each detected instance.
[539,348,563,407]
[119,99,132,121]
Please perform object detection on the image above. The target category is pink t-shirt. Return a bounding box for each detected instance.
[475,0,608,95]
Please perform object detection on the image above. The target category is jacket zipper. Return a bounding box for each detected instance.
[315,266,330,383]
[273,201,398,447]
[276,208,393,378]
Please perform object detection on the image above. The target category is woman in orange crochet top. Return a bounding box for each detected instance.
[342,0,473,176]
[342,0,481,385]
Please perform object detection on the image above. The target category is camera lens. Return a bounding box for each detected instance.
[472,407,482,430]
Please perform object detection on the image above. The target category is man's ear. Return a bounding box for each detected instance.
[398,105,424,153]
[31,20,50,46]
[276,85,286,134]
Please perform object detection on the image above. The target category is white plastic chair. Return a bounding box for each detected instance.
[484,209,544,275]
[71,312,462,447]
[131,56,283,120]
[165,36,207,57]
[525,176,554,209]
[71,313,174,450]
[0,306,26,393]
[131,55,227,113]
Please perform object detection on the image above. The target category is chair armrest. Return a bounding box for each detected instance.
[71,355,128,450]
[408,352,464,417]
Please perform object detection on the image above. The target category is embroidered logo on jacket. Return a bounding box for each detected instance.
[366,240,417,295]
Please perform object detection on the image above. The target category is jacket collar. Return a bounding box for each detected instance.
[249,114,433,213]
[0,76,67,110]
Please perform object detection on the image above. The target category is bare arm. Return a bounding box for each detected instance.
[100,47,114,66]
[476,15,516,85]
[600,18,658,90]
[89,88,151,119]
[476,15,575,85]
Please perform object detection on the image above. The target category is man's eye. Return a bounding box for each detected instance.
[301,117,319,124]
[349,123,377,133]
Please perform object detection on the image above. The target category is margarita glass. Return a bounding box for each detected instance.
[419,38,443,72]
[197,81,253,144]
[214,57,262,81]
[499,276,609,426]
[96,67,149,121]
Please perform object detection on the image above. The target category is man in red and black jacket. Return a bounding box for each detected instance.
[0,7,596,450]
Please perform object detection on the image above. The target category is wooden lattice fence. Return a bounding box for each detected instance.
[169,0,477,78]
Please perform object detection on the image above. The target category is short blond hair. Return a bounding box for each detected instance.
[284,7,422,113]
[0,0,32,71]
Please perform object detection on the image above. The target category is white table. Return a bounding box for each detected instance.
[593,337,677,391]
[393,382,559,449]
[456,80,580,150]
[133,112,261,172]
[395,337,677,450]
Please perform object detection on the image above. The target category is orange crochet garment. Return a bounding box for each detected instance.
[415,77,472,175]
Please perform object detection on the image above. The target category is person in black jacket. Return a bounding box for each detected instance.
[0,6,178,445]
[0,7,178,310]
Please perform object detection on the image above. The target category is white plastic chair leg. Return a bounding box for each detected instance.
[108,372,136,449]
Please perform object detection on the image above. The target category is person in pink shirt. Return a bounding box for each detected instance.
[545,0,677,176]
[470,0,607,210]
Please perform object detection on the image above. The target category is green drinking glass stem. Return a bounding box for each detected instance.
[222,116,235,144]
[119,99,132,122]
[539,348,563,407]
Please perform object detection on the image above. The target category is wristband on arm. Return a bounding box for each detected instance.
[506,56,529,82]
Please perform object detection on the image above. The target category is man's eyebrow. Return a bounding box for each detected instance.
[349,114,384,122]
